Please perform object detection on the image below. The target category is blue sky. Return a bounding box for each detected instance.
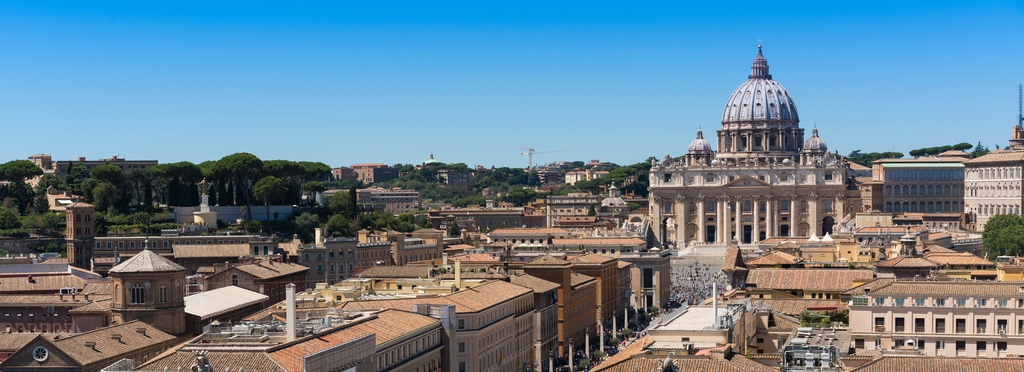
[1,2,1022,169]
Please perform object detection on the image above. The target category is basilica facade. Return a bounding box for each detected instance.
[648,46,853,248]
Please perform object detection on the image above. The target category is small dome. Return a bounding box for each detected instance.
[782,158,793,165]
[804,127,828,152]
[711,158,721,166]
[688,128,713,153]
[423,153,441,165]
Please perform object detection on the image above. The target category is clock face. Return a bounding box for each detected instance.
[32,346,48,362]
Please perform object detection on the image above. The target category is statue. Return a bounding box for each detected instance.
[199,178,210,196]
[191,350,213,372]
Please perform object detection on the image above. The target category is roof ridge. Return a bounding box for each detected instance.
[54,319,144,342]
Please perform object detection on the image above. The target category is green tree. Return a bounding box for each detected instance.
[448,219,460,236]
[295,212,321,232]
[0,207,21,229]
[213,153,264,221]
[0,160,44,214]
[301,181,325,205]
[325,214,353,237]
[983,214,1024,258]
[252,176,285,221]
[971,142,991,158]
[588,204,597,216]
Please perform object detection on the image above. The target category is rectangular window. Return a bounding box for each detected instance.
[956,341,966,351]
[935,318,946,333]
[997,299,1008,307]
[855,339,864,349]
[914,298,925,306]
[977,341,987,352]
[998,342,1008,352]
[956,319,966,333]
[458,342,466,353]
[977,299,988,307]
[232,275,238,286]
[935,341,944,350]
[955,298,966,307]
[894,298,905,307]
[935,298,946,306]
[130,242,135,249]
[458,319,466,330]
[874,297,885,306]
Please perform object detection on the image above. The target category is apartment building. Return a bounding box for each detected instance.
[356,186,422,214]
[297,230,393,287]
[849,279,1024,357]
[872,154,968,214]
[544,194,601,227]
[351,163,398,184]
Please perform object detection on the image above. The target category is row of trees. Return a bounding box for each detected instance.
[907,142,973,158]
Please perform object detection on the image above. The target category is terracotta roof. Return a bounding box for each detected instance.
[69,299,112,313]
[268,309,438,372]
[746,251,803,266]
[488,227,569,235]
[571,272,596,287]
[109,249,185,273]
[141,351,285,372]
[436,272,507,280]
[223,261,309,280]
[850,356,1024,371]
[750,298,845,316]
[82,280,113,295]
[0,333,47,351]
[746,269,874,292]
[617,261,633,269]
[551,237,645,246]
[0,274,88,294]
[862,280,1024,297]
[848,162,870,170]
[567,253,614,265]
[922,252,993,267]
[922,245,955,253]
[50,320,176,366]
[510,274,560,293]
[842,278,896,296]
[451,253,501,262]
[171,244,252,258]
[875,256,939,268]
[353,265,431,279]
[596,354,776,372]
[524,254,571,267]
[963,151,1024,164]
[722,246,746,272]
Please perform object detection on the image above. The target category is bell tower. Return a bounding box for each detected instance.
[65,202,95,269]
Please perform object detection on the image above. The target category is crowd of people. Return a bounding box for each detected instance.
[670,258,730,308]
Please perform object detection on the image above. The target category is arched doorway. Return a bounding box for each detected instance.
[821,216,835,236]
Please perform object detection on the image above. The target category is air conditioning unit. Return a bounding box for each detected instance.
[995,304,1002,309]
[954,304,959,308]
[974,304,980,308]
[912,303,918,307]
[932,303,938,307]
[1000,329,1007,335]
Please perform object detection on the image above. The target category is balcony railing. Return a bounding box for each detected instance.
[894,326,905,332]
[977,327,987,334]
[915,326,926,333]
[935,326,946,333]
[875,325,886,332]
[956,326,967,334]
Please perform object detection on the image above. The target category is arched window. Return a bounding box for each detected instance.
[743,200,752,212]
[130,284,145,304]
[781,200,790,211]
[885,185,892,196]
[894,186,901,196]
[911,185,918,195]
[902,185,909,195]
[927,185,934,195]
[159,286,168,303]
[825,200,834,212]
[944,201,951,212]
[664,202,672,214]
[885,202,892,212]
[902,202,909,211]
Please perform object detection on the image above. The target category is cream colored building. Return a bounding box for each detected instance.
[648,46,850,249]
[849,279,1024,357]
[963,152,1024,230]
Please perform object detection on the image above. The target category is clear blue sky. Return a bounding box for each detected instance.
[2,2,1022,169]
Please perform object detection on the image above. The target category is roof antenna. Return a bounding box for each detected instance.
[1018,84,1022,128]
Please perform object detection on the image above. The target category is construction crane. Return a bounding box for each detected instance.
[518,147,564,169]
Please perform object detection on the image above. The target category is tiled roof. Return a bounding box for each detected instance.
[436,272,507,280]
[922,245,955,253]
[141,351,285,372]
[842,278,896,296]
[451,253,500,262]
[51,320,176,366]
[571,272,596,287]
[0,274,88,294]
[171,244,252,258]
[82,280,113,295]
[617,261,633,269]
[488,227,569,235]
[722,246,746,272]
[525,254,572,267]
[229,261,309,280]
[551,237,645,246]
[596,354,776,372]
[862,280,1024,297]
[567,253,614,265]
[850,356,1024,371]
[746,269,874,292]
[109,249,185,273]
[962,150,1024,164]
[875,256,938,268]
[750,298,845,316]
[855,226,927,234]
[268,309,439,372]
[0,333,46,351]
[355,266,432,278]
[922,252,994,267]
[746,251,803,266]
[510,274,560,293]
[69,298,112,313]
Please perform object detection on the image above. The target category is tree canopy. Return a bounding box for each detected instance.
[983,214,1024,259]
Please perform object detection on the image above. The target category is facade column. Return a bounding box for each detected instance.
[766,198,775,238]
[677,198,686,247]
[697,198,706,243]
[735,200,742,244]
[753,197,761,243]
[809,198,819,237]
[719,199,727,244]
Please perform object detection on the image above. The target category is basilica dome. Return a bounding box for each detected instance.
[687,128,713,153]
[721,46,799,125]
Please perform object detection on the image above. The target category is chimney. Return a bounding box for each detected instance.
[442,253,449,267]
[454,260,462,290]
[84,341,96,350]
[712,281,718,328]
[84,293,90,301]
[286,283,296,342]
[135,328,146,336]
[111,334,122,343]
[314,228,323,247]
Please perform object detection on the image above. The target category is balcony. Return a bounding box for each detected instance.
[956,326,967,334]
[977,327,987,334]
[915,326,926,333]
[894,325,905,333]
[935,326,946,333]
[875,325,887,332]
